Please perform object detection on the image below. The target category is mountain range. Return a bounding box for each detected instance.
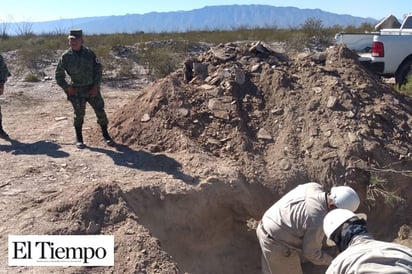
[16,5,379,35]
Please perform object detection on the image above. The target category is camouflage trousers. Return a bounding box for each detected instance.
[69,86,109,128]
[0,103,2,124]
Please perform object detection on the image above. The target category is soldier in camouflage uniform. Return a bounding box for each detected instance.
[55,29,114,149]
[0,53,11,139]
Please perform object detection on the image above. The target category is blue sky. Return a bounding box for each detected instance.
[0,0,409,22]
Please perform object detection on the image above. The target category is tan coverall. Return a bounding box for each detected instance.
[326,235,412,274]
[256,182,333,274]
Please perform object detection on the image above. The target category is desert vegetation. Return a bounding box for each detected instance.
[1,17,411,274]
[1,18,411,93]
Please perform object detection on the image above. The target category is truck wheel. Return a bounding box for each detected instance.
[395,59,412,87]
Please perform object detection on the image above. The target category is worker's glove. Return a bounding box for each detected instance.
[89,86,98,97]
[66,86,76,96]
[0,82,4,95]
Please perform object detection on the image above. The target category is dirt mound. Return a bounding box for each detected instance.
[106,42,412,237]
[30,183,180,274]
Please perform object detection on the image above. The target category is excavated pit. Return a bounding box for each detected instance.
[123,178,276,274]
[120,177,340,274]
[42,173,410,274]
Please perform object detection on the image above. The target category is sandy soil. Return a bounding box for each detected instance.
[1,42,412,274]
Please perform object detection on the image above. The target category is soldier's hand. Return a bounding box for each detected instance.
[66,86,76,96]
[89,86,98,97]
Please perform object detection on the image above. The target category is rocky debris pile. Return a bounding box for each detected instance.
[106,41,412,233]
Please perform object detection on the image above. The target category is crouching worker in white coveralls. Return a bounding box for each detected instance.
[323,208,412,274]
[256,182,360,274]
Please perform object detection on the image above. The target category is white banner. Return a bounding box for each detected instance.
[8,235,114,266]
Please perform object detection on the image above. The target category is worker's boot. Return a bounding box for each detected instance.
[0,120,9,139]
[75,126,85,149]
[100,124,114,146]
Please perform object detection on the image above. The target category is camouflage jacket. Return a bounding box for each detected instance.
[55,46,102,90]
[0,54,10,83]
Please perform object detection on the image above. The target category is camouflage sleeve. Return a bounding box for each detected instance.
[55,55,69,90]
[0,54,10,83]
[91,49,102,87]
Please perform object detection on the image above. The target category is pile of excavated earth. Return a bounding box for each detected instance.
[107,41,412,232]
[1,40,411,274]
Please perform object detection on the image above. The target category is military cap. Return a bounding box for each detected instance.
[68,29,83,39]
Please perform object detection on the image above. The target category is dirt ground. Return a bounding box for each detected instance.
[1,42,412,274]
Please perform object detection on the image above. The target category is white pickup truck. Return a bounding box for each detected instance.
[335,13,412,86]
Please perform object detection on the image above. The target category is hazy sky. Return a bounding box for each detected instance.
[0,0,409,22]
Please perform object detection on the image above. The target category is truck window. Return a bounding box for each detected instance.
[402,16,412,29]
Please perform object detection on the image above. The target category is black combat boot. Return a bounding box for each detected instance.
[0,121,9,139]
[75,126,85,149]
[100,124,114,146]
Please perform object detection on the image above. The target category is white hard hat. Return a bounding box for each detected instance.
[323,208,356,240]
[323,208,367,245]
[329,186,360,212]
